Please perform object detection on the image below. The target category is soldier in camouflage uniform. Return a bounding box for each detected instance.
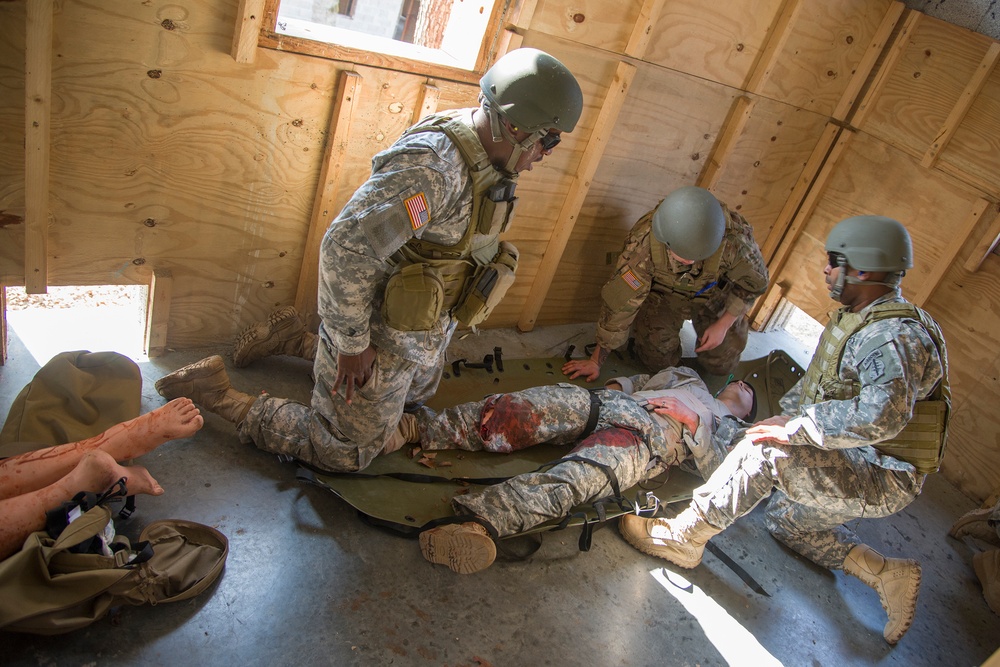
[416,366,755,573]
[564,186,768,383]
[619,215,950,646]
[153,49,583,473]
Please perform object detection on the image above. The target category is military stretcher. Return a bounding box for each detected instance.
[298,348,805,543]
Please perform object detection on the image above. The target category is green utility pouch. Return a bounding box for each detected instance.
[874,399,949,474]
[476,180,518,236]
[454,241,518,327]
[382,262,446,331]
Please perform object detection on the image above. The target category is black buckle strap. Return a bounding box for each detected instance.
[580,390,603,440]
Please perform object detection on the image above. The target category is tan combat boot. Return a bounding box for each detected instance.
[619,507,722,568]
[232,306,318,367]
[155,355,254,425]
[842,544,921,644]
[973,549,1000,615]
[381,414,421,455]
[949,501,1000,546]
[419,522,496,574]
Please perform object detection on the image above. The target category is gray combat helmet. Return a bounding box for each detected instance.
[825,215,913,272]
[480,48,583,134]
[825,215,912,298]
[651,186,726,261]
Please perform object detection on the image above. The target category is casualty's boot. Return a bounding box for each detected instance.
[842,544,921,644]
[232,306,318,367]
[618,506,722,568]
[381,414,421,455]
[419,522,496,574]
[973,549,1000,615]
[155,355,254,425]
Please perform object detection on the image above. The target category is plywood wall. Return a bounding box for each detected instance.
[758,12,1000,501]
[1,0,999,501]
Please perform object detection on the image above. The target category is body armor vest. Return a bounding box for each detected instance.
[798,301,951,474]
[381,111,519,329]
[649,206,737,302]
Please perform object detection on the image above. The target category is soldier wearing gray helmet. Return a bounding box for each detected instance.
[563,186,768,382]
[155,49,584,473]
[619,215,950,646]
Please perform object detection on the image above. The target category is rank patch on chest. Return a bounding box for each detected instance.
[621,268,643,291]
[404,192,429,231]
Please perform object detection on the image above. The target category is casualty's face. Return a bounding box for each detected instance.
[718,380,754,419]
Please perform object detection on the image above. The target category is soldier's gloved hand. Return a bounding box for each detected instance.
[334,344,377,404]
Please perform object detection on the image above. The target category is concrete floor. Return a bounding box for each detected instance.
[2,321,999,666]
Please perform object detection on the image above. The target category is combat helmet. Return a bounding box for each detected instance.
[825,215,913,298]
[651,186,726,261]
[479,48,583,171]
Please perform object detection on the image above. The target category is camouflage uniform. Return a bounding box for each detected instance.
[689,292,946,569]
[239,112,487,472]
[417,367,737,537]
[597,204,768,375]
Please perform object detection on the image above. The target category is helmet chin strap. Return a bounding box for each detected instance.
[829,255,904,299]
[480,95,544,173]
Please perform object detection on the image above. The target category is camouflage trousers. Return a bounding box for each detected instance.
[239,332,444,472]
[418,384,681,537]
[633,290,748,375]
[691,436,924,569]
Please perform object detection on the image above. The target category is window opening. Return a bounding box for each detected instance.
[764,299,824,366]
[273,0,499,72]
[5,285,150,366]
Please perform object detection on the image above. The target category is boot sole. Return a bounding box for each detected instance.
[232,307,304,368]
[154,355,228,400]
[419,524,496,574]
[618,515,702,569]
[884,562,921,645]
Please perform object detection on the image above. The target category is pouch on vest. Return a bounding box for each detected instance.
[453,241,518,327]
[476,180,518,236]
[601,267,644,311]
[873,399,949,474]
[0,501,228,635]
[382,262,446,331]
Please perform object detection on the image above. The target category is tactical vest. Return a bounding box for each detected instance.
[381,110,519,330]
[648,205,737,302]
[798,301,951,474]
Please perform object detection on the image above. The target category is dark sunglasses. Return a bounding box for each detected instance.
[827,251,843,267]
[539,132,561,150]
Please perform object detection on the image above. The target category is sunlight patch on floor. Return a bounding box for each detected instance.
[5,285,149,366]
[651,567,784,667]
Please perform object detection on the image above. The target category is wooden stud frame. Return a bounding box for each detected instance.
[24,0,52,295]
[294,71,364,326]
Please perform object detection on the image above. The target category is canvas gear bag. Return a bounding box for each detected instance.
[0,481,229,635]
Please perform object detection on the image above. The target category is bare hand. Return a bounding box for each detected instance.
[562,359,601,382]
[752,415,791,428]
[745,421,790,445]
[646,396,699,433]
[333,345,377,404]
[695,318,729,353]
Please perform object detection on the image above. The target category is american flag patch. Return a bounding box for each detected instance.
[621,269,643,291]
[403,193,429,231]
